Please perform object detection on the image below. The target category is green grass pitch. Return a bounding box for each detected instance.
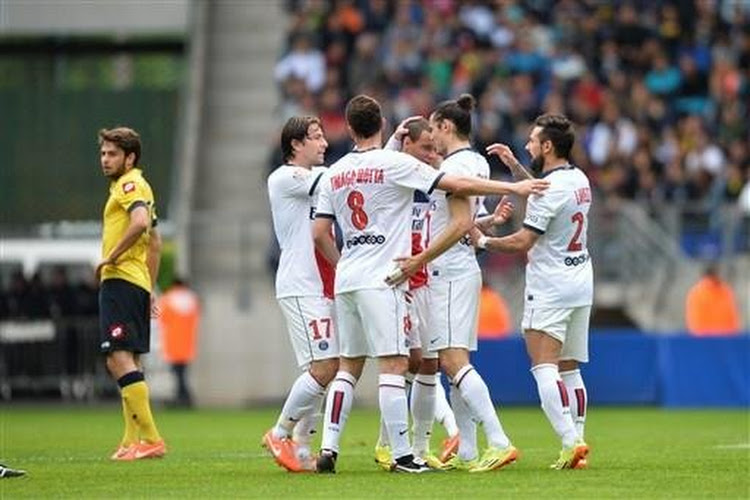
[1,405,748,498]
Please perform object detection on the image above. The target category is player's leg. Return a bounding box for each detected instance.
[434,371,460,462]
[100,279,163,461]
[559,306,591,440]
[291,359,338,463]
[317,292,366,473]
[523,307,587,469]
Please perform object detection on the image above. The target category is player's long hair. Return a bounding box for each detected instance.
[280,116,322,163]
[431,93,476,140]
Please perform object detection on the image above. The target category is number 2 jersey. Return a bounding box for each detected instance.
[522,165,593,308]
[315,149,444,294]
[427,148,489,281]
[268,165,335,299]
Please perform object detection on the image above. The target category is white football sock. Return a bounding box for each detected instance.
[273,370,325,439]
[434,373,458,437]
[292,391,324,458]
[531,363,578,448]
[560,368,587,439]
[450,381,477,461]
[320,371,357,453]
[454,364,510,449]
[410,373,436,457]
[379,373,411,460]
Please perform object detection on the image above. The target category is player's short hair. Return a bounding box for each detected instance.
[404,117,431,143]
[98,127,141,166]
[431,93,476,139]
[280,115,322,163]
[534,114,575,160]
[345,95,382,139]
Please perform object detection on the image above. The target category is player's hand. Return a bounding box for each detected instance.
[385,256,421,287]
[94,256,115,282]
[514,179,549,196]
[150,295,160,319]
[395,115,423,141]
[492,196,514,225]
[485,143,516,165]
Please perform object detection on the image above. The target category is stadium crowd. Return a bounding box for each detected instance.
[273,0,750,212]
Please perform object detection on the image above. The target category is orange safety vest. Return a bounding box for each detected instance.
[478,286,512,339]
[685,277,741,336]
[157,285,201,363]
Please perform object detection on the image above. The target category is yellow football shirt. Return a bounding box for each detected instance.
[101,168,157,292]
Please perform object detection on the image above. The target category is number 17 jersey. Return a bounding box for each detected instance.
[522,165,593,308]
[315,149,443,294]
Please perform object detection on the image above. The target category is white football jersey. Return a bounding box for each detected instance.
[268,165,334,298]
[427,148,489,281]
[522,165,593,308]
[315,148,443,293]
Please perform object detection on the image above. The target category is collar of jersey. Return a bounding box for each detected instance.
[111,167,142,186]
[351,146,379,153]
[442,147,473,160]
[541,164,575,178]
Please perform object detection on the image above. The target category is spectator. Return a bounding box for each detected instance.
[477,281,512,339]
[157,278,201,407]
[274,32,326,94]
[685,264,741,336]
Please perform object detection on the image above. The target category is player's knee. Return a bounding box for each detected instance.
[408,349,422,374]
[418,357,439,375]
[310,359,339,386]
[378,355,408,375]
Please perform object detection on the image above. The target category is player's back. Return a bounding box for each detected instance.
[316,148,441,293]
[268,165,327,298]
[428,149,489,281]
[524,166,593,308]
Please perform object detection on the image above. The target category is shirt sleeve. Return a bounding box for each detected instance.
[388,151,444,195]
[114,178,149,213]
[523,187,564,234]
[314,171,335,218]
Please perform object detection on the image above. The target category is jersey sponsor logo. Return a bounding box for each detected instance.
[564,254,589,267]
[123,181,136,193]
[330,168,385,191]
[109,323,126,339]
[345,233,386,249]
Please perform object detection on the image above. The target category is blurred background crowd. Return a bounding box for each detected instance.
[272,0,750,215]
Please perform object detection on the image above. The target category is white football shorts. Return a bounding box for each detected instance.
[425,272,481,353]
[406,286,437,359]
[277,296,339,367]
[335,288,410,358]
[522,305,591,362]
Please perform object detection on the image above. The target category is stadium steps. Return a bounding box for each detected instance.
[179,0,293,406]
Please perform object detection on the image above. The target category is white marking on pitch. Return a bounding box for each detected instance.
[713,443,750,450]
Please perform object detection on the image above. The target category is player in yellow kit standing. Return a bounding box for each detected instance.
[96,127,166,461]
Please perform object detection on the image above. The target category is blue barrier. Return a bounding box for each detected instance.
[472,333,749,407]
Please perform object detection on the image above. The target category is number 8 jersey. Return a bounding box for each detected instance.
[522,165,593,308]
[315,149,444,293]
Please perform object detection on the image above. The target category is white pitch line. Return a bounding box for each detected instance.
[712,443,750,450]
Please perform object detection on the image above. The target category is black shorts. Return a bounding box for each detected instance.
[99,278,151,354]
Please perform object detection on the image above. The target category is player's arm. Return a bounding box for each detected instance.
[486,143,535,180]
[385,195,472,286]
[383,116,423,151]
[313,216,340,266]
[479,227,539,253]
[474,196,513,231]
[95,205,150,280]
[437,174,548,198]
[146,227,162,289]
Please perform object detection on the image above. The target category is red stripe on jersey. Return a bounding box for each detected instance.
[315,233,336,299]
[556,380,570,407]
[575,388,586,417]
[330,390,344,424]
[409,232,428,290]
